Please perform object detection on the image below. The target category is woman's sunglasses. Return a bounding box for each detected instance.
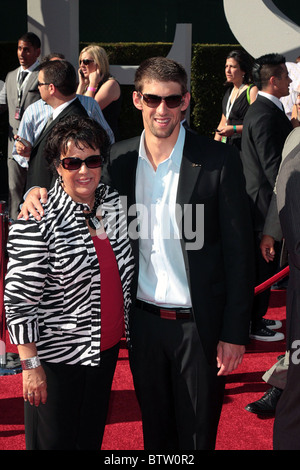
[60,155,103,171]
[139,92,184,109]
[79,59,94,66]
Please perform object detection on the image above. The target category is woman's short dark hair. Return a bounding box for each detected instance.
[226,50,255,85]
[44,115,110,176]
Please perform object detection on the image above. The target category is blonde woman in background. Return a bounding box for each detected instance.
[77,45,122,140]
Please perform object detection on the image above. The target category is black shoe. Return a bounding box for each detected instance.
[261,318,282,330]
[249,326,284,342]
[245,387,283,415]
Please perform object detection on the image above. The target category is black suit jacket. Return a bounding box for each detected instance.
[241,94,293,232]
[25,98,88,193]
[102,129,255,362]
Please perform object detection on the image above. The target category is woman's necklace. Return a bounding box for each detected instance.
[83,185,106,230]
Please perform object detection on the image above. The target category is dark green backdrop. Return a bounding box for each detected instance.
[0,0,299,43]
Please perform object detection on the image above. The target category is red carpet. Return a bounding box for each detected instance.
[0,290,286,451]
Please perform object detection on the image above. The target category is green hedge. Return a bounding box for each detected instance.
[191,44,243,136]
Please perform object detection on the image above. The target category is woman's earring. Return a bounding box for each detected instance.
[58,174,63,184]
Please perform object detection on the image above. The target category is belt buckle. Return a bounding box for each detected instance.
[159,309,177,320]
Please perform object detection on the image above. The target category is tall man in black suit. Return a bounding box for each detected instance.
[19,57,254,450]
[23,59,87,196]
[103,57,254,449]
[0,32,41,219]
[241,53,293,342]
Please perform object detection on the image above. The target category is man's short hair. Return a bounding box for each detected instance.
[134,57,188,94]
[39,59,77,96]
[252,53,286,90]
[40,52,65,66]
[18,32,41,49]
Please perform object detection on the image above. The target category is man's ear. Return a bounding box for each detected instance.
[48,83,56,95]
[181,92,191,112]
[132,91,143,110]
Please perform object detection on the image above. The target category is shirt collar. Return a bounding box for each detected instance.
[138,123,186,169]
[20,60,40,74]
[52,97,77,120]
[258,91,284,111]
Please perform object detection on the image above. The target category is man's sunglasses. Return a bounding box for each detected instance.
[139,92,184,108]
[79,59,94,66]
[60,155,103,171]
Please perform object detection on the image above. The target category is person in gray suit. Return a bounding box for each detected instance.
[241,53,293,342]
[271,126,300,449]
[245,129,300,416]
[0,32,41,219]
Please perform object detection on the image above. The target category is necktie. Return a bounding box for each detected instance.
[43,115,53,133]
[18,71,27,86]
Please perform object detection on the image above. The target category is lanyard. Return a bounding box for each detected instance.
[225,85,244,122]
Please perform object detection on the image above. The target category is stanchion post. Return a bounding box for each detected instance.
[0,201,7,367]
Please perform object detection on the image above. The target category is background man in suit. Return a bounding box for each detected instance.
[19,57,254,450]
[245,128,300,416]
[272,126,300,449]
[0,32,41,219]
[241,53,293,342]
[23,59,88,198]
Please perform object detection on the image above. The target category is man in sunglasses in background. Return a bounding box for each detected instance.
[13,54,114,172]
[21,59,89,199]
[20,57,254,450]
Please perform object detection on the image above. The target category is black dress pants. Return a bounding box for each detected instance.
[129,307,225,450]
[24,343,119,450]
[251,232,280,328]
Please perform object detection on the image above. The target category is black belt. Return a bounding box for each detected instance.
[136,299,193,320]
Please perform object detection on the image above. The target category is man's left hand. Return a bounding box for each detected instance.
[216,341,245,376]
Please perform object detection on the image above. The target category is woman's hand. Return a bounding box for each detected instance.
[77,68,88,94]
[23,366,47,406]
[216,125,235,137]
[88,67,102,89]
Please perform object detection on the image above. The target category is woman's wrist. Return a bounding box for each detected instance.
[87,86,97,92]
[21,355,41,370]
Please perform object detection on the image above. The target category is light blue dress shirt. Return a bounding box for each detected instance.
[136,124,192,308]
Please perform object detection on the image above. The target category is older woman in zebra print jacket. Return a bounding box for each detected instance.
[4,115,135,450]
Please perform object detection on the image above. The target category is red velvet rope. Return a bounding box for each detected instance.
[0,201,7,343]
[254,265,290,295]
